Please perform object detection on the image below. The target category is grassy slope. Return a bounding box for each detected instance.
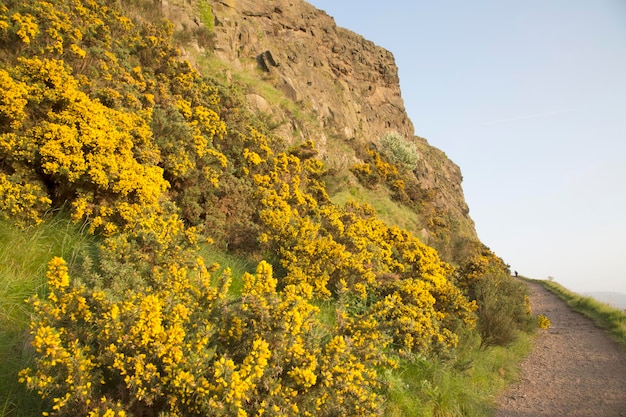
[330,183,423,234]
[383,331,533,417]
[0,215,95,416]
[0,215,533,417]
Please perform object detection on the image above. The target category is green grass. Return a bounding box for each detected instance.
[0,214,97,417]
[195,53,314,128]
[383,330,534,417]
[198,0,214,31]
[534,279,626,351]
[330,183,423,234]
[197,244,257,296]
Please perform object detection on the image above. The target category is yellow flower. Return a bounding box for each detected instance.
[11,12,39,44]
[46,257,70,290]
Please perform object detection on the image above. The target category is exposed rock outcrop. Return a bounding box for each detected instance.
[166,0,478,252]
[211,0,413,146]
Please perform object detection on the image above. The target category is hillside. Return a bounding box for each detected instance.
[0,0,532,416]
[164,0,477,261]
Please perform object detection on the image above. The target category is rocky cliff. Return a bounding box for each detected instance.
[211,0,414,148]
[169,0,477,258]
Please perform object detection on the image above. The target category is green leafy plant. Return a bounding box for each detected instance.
[380,131,420,171]
[198,0,215,31]
[472,272,532,347]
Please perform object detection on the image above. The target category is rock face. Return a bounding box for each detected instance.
[211,0,413,144]
[207,0,477,246]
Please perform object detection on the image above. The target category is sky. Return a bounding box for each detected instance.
[307,0,626,294]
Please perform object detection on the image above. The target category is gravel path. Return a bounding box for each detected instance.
[496,280,626,417]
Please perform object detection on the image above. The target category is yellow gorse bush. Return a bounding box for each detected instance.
[1,0,527,415]
[0,56,168,230]
[21,255,386,416]
[252,143,476,355]
[0,0,229,231]
[350,148,409,201]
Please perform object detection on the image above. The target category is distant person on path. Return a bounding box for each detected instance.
[514,270,518,277]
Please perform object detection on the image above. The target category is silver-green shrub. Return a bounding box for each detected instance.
[380,131,420,171]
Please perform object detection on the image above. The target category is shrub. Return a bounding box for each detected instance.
[380,131,420,171]
[349,148,410,202]
[20,255,386,417]
[473,272,532,347]
[350,162,379,187]
[198,0,215,31]
[254,147,476,355]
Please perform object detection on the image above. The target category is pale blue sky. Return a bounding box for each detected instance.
[308,0,626,294]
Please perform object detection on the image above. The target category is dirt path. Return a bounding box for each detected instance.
[496,280,626,417]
